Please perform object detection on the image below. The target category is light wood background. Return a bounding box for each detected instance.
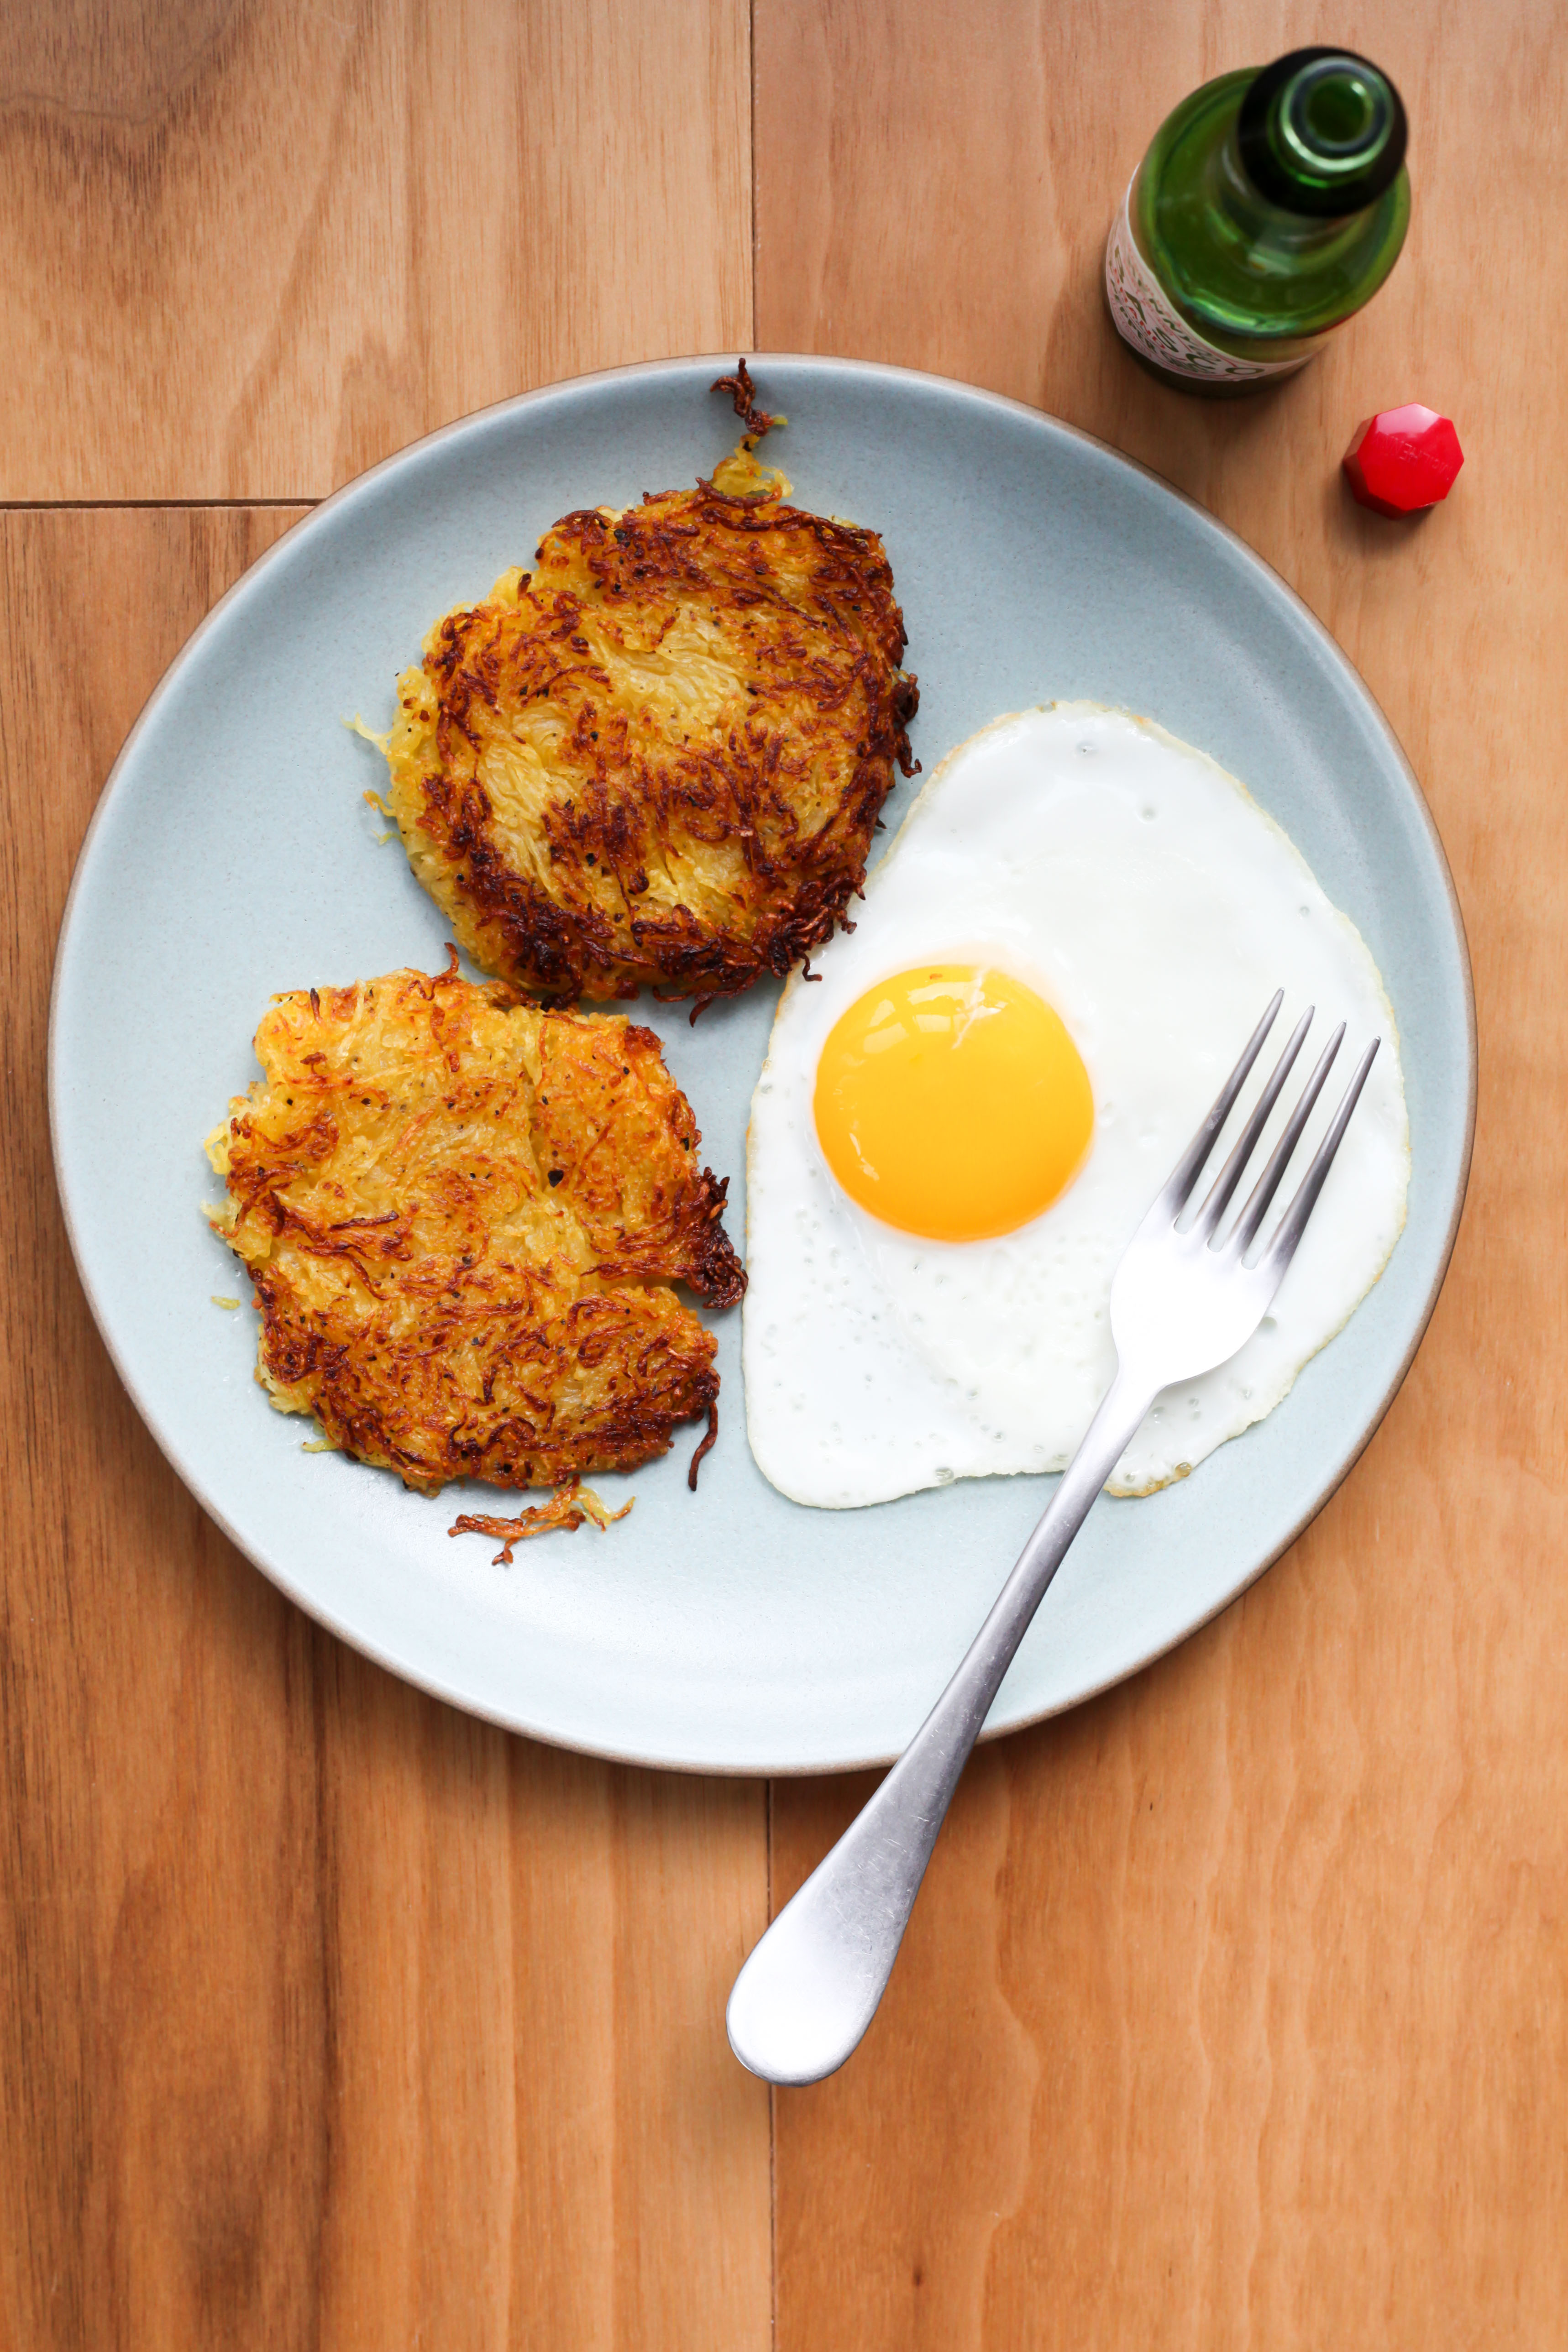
[2,3,1563,2345]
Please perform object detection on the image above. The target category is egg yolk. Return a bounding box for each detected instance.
[813,966,1094,1241]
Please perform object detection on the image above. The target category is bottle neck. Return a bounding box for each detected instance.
[1207,120,1353,262]
[1237,49,1407,220]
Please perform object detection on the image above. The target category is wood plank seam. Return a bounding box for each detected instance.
[0,501,320,513]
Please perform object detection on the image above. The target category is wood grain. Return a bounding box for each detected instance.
[0,0,751,502]
[760,3,1568,2346]
[0,508,771,2348]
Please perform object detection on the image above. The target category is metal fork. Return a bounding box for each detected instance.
[727,991,1379,2086]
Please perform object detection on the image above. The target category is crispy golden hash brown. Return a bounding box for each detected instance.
[381,459,918,1005]
[204,960,743,1499]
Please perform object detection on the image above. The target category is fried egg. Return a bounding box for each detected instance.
[743,703,1410,1508]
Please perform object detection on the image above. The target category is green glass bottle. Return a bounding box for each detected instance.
[1105,47,1411,394]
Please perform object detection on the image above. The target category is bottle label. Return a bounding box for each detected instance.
[1104,182,1315,383]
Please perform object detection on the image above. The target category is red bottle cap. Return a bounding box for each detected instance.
[1343,405,1464,518]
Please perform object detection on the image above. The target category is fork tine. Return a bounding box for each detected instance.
[1259,1038,1380,1277]
[1160,990,1283,1215]
[1227,1022,1344,1256]
[1192,1006,1313,1242]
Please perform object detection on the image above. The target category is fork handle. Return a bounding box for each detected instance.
[726,1365,1157,2086]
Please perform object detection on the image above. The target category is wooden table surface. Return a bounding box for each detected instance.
[3,3,1564,2344]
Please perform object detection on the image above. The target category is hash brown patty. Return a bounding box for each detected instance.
[205,960,743,1497]
[382,478,918,1003]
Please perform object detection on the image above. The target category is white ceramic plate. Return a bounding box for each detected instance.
[50,356,1474,1775]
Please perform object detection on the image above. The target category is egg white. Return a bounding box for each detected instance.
[742,703,1410,1509]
